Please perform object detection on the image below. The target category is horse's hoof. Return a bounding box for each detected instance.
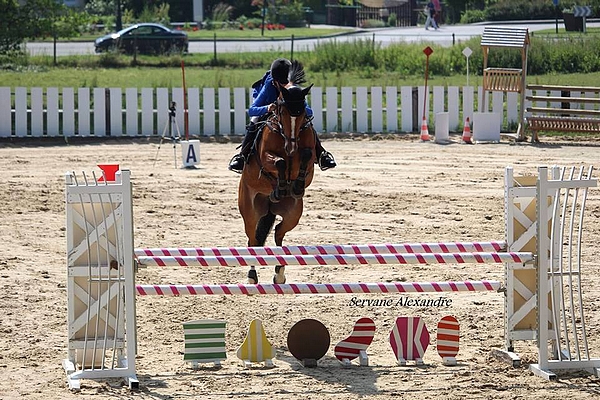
[269,191,280,203]
[248,269,258,284]
[291,189,304,199]
[273,266,286,284]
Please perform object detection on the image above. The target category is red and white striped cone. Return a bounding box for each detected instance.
[420,116,430,141]
[462,117,473,144]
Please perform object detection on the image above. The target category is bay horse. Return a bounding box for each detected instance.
[238,61,315,284]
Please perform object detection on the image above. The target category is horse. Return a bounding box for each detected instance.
[238,61,316,284]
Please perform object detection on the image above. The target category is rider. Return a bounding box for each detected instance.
[228,58,337,173]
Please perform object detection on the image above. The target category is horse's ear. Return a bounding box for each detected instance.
[301,83,314,97]
[279,85,289,97]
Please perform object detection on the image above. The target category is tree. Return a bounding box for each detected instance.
[22,0,85,40]
[0,0,26,54]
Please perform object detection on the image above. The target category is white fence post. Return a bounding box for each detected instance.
[93,88,106,136]
[310,86,323,133]
[63,88,75,137]
[0,87,11,137]
[78,88,91,137]
[109,88,122,136]
[141,88,154,136]
[125,88,138,136]
[371,86,383,133]
[386,86,398,133]
[31,87,44,137]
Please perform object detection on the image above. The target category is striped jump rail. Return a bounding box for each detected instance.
[136,280,502,296]
[135,251,533,268]
[134,241,507,257]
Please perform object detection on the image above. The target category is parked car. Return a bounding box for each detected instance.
[94,23,188,54]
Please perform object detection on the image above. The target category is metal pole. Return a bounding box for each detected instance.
[261,0,267,36]
[213,32,217,62]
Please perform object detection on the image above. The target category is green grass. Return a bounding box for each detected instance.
[533,27,600,36]
[3,62,600,89]
[49,27,356,42]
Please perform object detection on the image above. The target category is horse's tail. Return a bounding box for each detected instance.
[288,60,306,86]
[255,210,276,246]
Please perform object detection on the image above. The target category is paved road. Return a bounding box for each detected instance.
[26,22,600,57]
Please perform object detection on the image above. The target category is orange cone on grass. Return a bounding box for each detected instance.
[420,116,430,141]
[461,117,473,144]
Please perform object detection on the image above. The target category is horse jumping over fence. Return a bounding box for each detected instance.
[237,61,315,284]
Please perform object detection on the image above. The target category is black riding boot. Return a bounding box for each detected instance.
[229,123,258,173]
[315,135,336,171]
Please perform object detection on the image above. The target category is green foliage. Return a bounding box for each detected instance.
[0,0,25,53]
[85,0,116,16]
[309,39,379,72]
[387,12,397,27]
[7,30,600,86]
[210,2,233,22]
[485,0,556,21]
[138,3,170,26]
[360,19,386,28]
[278,1,306,27]
[459,9,486,24]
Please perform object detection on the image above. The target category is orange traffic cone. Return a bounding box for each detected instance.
[420,116,430,141]
[461,117,473,144]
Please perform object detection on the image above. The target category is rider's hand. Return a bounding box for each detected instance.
[268,103,276,113]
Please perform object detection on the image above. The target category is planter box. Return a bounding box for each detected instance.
[563,12,584,32]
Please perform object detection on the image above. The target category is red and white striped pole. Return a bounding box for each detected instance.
[135,251,533,268]
[136,280,502,296]
[135,240,506,257]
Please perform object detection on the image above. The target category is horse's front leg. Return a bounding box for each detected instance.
[291,147,313,199]
[271,202,304,284]
[269,158,288,203]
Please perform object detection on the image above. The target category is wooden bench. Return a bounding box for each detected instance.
[525,84,600,142]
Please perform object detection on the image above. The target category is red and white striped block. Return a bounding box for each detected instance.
[437,316,460,366]
[334,317,376,367]
[135,280,501,296]
[389,316,430,366]
[135,241,506,257]
[135,251,532,268]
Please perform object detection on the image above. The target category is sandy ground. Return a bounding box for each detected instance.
[1,133,600,399]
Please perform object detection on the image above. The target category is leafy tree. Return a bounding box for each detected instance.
[0,0,26,53]
[22,0,86,40]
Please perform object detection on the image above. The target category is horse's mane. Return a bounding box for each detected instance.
[288,60,306,86]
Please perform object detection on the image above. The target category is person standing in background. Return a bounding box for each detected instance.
[424,1,438,30]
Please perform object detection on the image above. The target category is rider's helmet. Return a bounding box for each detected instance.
[270,58,292,85]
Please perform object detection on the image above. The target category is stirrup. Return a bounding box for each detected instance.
[318,151,336,171]
[228,154,244,174]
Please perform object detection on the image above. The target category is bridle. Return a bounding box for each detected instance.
[256,97,312,185]
[270,98,312,156]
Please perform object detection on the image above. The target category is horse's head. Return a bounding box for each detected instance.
[276,83,313,155]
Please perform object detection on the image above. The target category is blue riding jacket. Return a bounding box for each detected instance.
[248,72,313,118]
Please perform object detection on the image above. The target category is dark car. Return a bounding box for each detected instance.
[94,23,188,54]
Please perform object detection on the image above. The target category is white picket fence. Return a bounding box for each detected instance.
[0,85,532,138]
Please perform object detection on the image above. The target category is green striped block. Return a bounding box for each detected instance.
[182,319,227,366]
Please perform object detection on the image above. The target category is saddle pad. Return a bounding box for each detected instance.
[389,316,430,362]
[236,319,275,362]
[334,317,376,362]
